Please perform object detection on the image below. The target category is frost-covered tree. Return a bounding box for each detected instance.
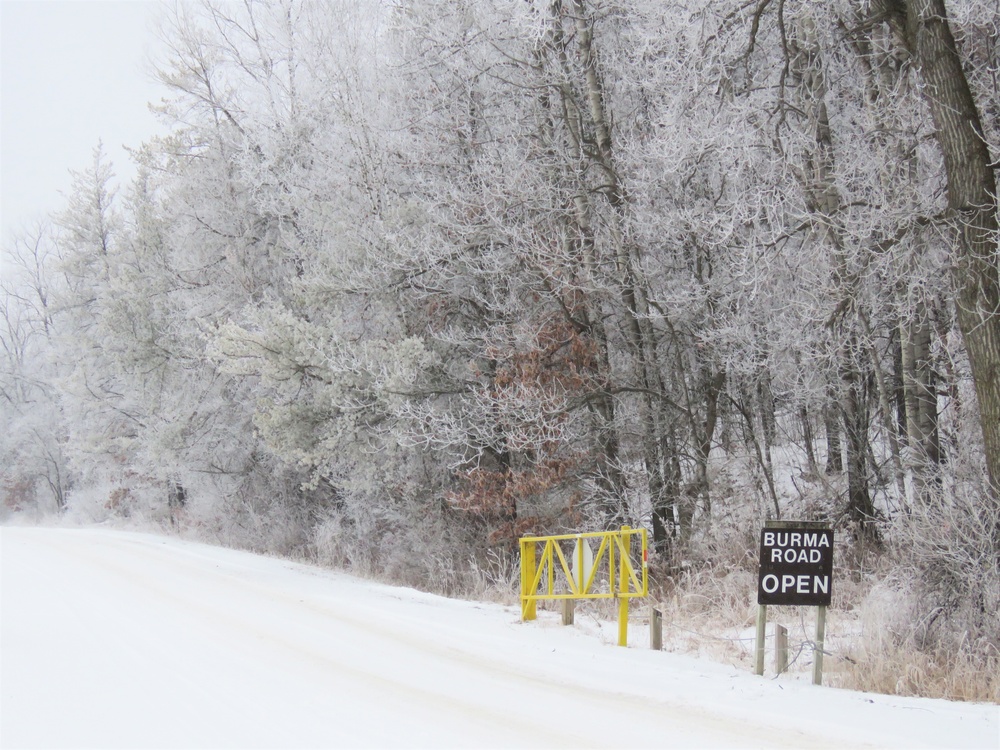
[11,0,998,659]
[0,222,67,514]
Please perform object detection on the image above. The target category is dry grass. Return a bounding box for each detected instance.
[829,576,1000,702]
[840,639,1000,702]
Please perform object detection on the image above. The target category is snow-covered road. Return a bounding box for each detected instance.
[1,527,996,749]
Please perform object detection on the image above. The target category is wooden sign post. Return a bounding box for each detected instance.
[754,520,833,685]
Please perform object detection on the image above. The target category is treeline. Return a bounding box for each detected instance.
[2,0,998,660]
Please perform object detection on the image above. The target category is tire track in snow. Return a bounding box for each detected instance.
[13,529,584,748]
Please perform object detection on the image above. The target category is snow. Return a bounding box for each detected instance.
[1,527,997,749]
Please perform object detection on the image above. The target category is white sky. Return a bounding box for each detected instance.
[0,0,169,245]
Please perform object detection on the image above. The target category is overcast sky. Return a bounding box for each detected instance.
[1,0,169,245]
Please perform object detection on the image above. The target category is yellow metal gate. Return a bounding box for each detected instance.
[519,526,648,646]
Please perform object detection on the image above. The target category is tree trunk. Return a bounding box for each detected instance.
[859,311,908,500]
[564,0,671,524]
[651,426,681,556]
[693,366,725,518]
[800,404,818,473]
[903,0,1000,496]
[790,14,873,536]
[824,395,844,474]
[901,302,940,501]
[534,7,628,519]
[842,354,877,534]
[892,326,908,443]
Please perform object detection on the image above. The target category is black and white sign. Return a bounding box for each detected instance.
[757,526,833,606]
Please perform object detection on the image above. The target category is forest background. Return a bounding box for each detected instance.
[2,0,999,701]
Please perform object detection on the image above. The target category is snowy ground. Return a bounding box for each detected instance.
[1,527,997,749]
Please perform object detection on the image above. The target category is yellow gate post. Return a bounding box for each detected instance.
[617,525,630,646]
[520,537,537,621]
